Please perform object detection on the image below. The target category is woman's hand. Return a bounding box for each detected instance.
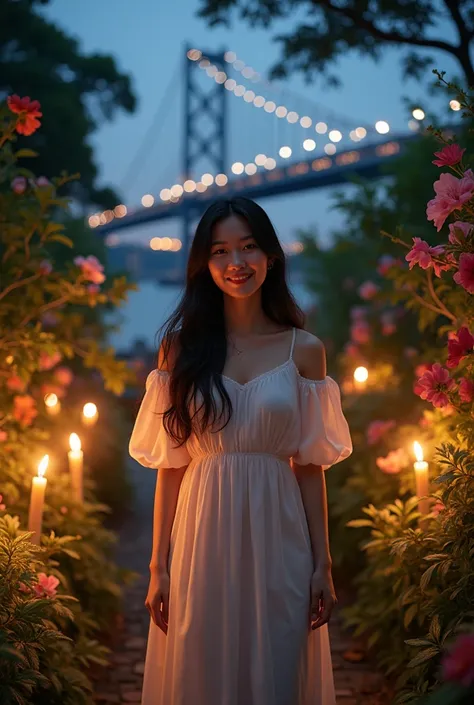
[309,566,337,631]
[145,568,170,635]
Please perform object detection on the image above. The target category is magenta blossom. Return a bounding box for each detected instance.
[380,312,396,336]
[351,320,370,344]
[459,377,474,403]
[376,254,397,276]
[87,283,101,294]
[34,573,59,599]
[35,176,51,188]
[447,326,474,368]
[453,252,474,294]
[426,170,474,231]
[358,281,380,300]
[39,351,62,371]
[448,221,473,245]
[416,363,456,408]
[350,306,367,320]
[39,260,52,275]
[376,448,409,475]
[366,420,396,445]
[11,176,27,194]
[74,255,106,284]
[405,237,448,277]
[432,144,465,168]
[54,366,73,386]
[442,633,474,687]
[0,494,5,511]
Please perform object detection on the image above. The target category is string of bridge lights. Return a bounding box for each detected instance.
[87,50,462,230]
[187,48,386,144]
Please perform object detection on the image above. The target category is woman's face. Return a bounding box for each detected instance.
[208,214,271,298]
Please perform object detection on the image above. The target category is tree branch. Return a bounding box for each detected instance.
[314,0,459,55]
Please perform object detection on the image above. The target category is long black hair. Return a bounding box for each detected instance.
[157,197,305,446]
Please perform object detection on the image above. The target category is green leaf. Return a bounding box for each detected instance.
[407,646,439,668]
[346,519,374,528]
[15,148,39,159]
[49,233,73,247]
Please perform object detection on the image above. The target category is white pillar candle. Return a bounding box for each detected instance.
[82,402,98,427]
[413,441,430,517]
[28,455,48,544]
[44,392,61,416]
[68,433,83,502]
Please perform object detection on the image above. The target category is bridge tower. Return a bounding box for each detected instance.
[181,45,227,272]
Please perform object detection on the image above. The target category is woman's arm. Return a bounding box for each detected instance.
[293,461,332,570]
[149,464,188,573]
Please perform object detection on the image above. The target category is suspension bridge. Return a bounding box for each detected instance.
[93,44,431,276]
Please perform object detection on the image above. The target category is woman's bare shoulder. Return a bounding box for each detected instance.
[294,329,326,380]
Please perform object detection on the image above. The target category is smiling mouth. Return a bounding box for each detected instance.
[227,273,254,284]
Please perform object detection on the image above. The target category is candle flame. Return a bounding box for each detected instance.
[44,392,58,408]
[69,433,81,452]
[38,454,49,477]
[83,402,97,419]
[353,366,368,383]
[413,441,423,463]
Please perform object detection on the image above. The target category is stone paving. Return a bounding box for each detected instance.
[93,460,393,704]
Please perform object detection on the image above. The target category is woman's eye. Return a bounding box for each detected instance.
[211,243,258,256]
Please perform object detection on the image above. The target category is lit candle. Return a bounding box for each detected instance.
[82,402,98,427]
[44,392,61,416]
[413,441,430,516]
[353,366,368,391]
[28,455,48,544]
[68,433,83,502]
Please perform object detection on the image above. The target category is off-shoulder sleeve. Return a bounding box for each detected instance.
[129,370,191,469]
[293,375,353,470]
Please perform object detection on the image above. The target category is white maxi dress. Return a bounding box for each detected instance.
[129,327,353,705]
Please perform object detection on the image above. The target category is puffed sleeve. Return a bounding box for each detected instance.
[293,376,353,470]
[129,370,191,469]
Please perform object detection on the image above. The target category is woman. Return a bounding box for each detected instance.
[129,196,353,705]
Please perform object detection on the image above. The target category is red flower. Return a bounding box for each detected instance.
[453,252,474,294]
[459,377,474,403]
[415,363,456,408]
[7,95,42,136]
[432,144,465,168]
[447,326,474,368]
[442,633,474,687]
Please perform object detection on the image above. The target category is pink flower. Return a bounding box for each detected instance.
[54,366,73,386]
[432,144,466,168]
[11,176,27,194]
[415,363,456,408]
[35,176,50,188]
[415,363,432,378]
[87,283,100,294]
[367,420,396,445]
[404,347,418,359]
[453,252,474,293]
[376,448,409,474]
[426,171,474,232]
[39,260,52,275]
[432,499,445,517]
[350,306,367,320]
[74,255,106,284]
[0,431,7,442]
[351,320,371,344]
[448,221,473,245]
[18,582,31,594]
[405,238,448,277]
[13,395,38,426]
[358,281,380,300]
[60,505,68,515]
[459,377,474,403]
[344,342,359,358]
[33,573,59,599]
[6,375,27,392]
[376,255,402,276]
[38,351,62,371]
[0,494,5,511]
[381,312,396,336]
[442,633,474,687]
[447,326,474,368]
